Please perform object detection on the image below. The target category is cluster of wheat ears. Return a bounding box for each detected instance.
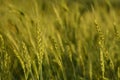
[0,0,120,80]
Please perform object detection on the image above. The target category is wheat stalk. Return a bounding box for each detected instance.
[94,20,105,79]
[21,41,32,80]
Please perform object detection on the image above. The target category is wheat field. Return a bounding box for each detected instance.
[0,0,120,80]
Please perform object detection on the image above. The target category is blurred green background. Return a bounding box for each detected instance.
[0,0,120,80]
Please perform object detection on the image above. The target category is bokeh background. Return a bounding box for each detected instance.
[0,0,120,80]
